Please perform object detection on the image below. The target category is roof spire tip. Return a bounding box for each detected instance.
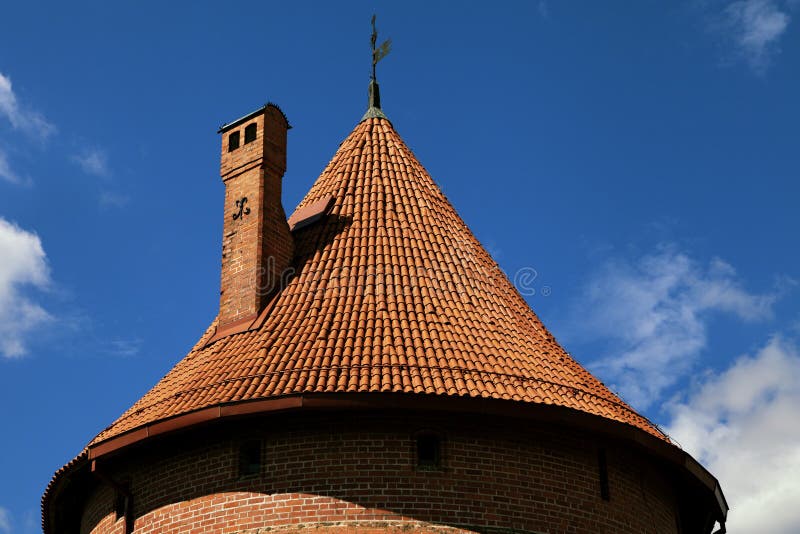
[363,14,390,121]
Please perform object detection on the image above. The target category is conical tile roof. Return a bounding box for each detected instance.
[90,116,666,446]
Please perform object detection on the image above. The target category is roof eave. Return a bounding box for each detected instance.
[78,392,726,525]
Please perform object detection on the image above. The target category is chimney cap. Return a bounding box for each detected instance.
[217,102,291,134]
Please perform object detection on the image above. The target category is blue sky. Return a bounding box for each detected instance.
[1,1,798,532]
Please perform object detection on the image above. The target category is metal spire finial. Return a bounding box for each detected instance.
[363,14,391,120]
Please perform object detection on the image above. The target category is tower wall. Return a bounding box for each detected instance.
[81,412,681,534]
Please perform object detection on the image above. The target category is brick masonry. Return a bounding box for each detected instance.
[81,412,681,534]
[218,106,293,327]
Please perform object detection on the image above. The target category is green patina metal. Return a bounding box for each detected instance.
[362,15,390,121]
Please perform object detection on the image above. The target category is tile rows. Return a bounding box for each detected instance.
[91,117,666,445]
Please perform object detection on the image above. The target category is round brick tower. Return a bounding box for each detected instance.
[42,83,728,534]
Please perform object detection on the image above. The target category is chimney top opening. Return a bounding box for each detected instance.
[228,131,240,152]
[244,123,257,144]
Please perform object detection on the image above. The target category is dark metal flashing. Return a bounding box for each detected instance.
[218,102,291,133]
[218,106,266,133]
[360,79,388,121]
[206,313,258,345]
[361,106,388,121]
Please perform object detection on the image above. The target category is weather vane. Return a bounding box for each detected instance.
[371,14,391,81]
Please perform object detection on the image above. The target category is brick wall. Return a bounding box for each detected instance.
[218,106,293,327]
[81,412,680,534]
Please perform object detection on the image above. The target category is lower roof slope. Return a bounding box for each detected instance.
[90,116,666,446]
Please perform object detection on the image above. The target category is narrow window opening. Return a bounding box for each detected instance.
[416,433,441,469]
[228,131,240,152]
[113,485,134,534]
[114,491,127,521]
[598,447,610,501]
[244,123,257,144]
[239,439,262,477]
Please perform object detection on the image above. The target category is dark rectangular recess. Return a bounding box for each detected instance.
[113,485,133,534]
[228,131,240,152]
[416,434,441,468]
[598,447,610,501]
[244,123,257,144]
[239,439,262,477]
[114,491,126,521]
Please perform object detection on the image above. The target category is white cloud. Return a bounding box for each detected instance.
[99,191,129,209]
[578,246,778,408]
[0,71,55,140]
[0,506,10,534]
[0,217,53,358]
[72,150,129,208]
[0,150,20,184]
[720,0,791,74]
[538,1,550,19]
[72,148,110,177]
[106,338,142,357]
[666,335,800,534]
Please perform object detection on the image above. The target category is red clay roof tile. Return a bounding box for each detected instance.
[89,117,666,446]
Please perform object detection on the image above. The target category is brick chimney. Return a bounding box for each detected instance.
[217,104,293,329]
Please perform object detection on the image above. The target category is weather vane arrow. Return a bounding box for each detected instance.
[371,14,391,81]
